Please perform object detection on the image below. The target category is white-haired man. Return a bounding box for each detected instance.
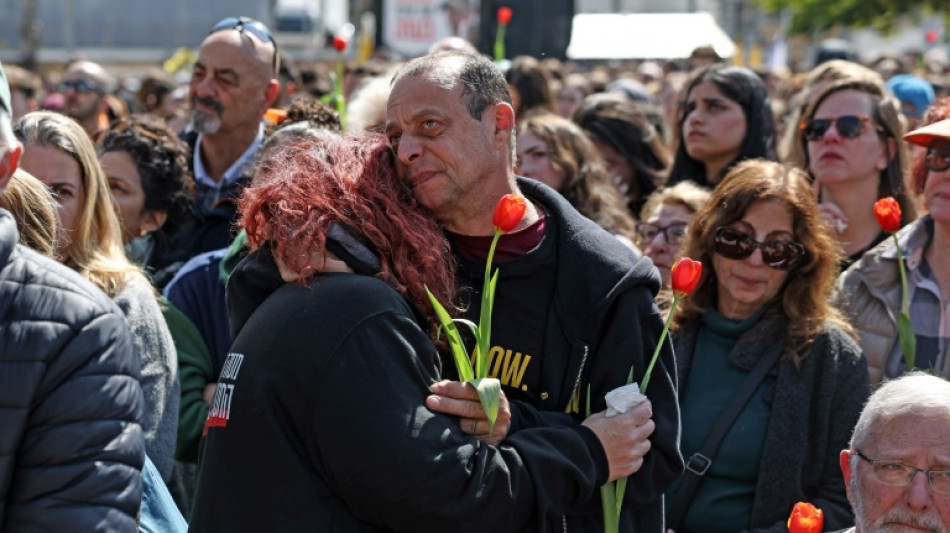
[837,372,950,532]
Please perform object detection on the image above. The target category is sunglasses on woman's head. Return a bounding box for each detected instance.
[925,138,950,172]
[713,227,805,271]
[801,115,877,142]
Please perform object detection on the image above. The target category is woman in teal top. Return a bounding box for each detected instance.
[665,159,870,532]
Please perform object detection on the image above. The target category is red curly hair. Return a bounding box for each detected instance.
[240,133,457,333]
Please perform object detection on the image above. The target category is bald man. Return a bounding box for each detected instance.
[60,60,114,137]
[179,17,279,258]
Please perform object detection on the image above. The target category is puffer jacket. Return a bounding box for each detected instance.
[0,209,145,531]
[834,216,943,385]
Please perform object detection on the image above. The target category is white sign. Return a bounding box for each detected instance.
[383,0,479,58]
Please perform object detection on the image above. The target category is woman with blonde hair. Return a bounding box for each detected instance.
[15,110,179,482]
[666,159,868,532]
[0,168,59,257]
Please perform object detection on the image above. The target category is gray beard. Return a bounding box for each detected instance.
[851,473,947,533]
[191,109,221,134]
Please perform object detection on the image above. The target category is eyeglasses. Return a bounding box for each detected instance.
[855,449,950,495]
[209,16,278,71]
[925,138,950,172]
[713,227,805,271]
[58,79,100,94]
[635,222,688,246]
[801,115,879,142]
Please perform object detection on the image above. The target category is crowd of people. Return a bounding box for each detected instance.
[0,14,948,533]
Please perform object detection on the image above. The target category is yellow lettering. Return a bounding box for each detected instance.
[488,346,505,378]
[566,388,580,414]
[501,352,531,388]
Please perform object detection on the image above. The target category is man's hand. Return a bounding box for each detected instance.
[426,380,512,446]
[582,400,655,482]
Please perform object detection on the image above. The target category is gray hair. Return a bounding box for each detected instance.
[850,371,950,450]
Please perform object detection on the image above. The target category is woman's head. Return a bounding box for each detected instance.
[574,94,669,212]
[14,110,141,296]
[905,99,950,224]
[674,159,851,363]
[637,181,711,286]
[555,74,591,120]
[669,65,776,187]
[96,115,193,243]
[799,79,915,225]
[505,56,555,119]
[516,112,637,239]
[241,134,455,332]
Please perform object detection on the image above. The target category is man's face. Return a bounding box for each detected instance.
[188,31,274,136]
[843,413,950,533]
[386,72,508,226]
[60,73,103,121]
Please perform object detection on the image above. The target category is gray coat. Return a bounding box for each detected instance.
[115,276,180,482]
[672,312,869,531]
[0,209,145,531]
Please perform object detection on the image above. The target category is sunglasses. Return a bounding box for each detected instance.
[801,115,879,142]
[209,16,278,71]
[713,227,805,271]
[635,222,688,246]
[925,138,950,172]
[59,79,100,94]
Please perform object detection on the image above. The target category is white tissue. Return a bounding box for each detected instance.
[605,383,647,417]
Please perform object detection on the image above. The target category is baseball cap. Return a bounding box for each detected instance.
[904,118,950,147]
[0,60,11,117]
[886,74,935,119]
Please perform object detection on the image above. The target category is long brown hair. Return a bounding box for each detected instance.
[673,159,855,367]
[519,112,637,239]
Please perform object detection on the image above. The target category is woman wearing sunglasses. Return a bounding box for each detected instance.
[667,64,777,189]
[836,99,950,385]
[797,78,916,268]
[665,159,869,532]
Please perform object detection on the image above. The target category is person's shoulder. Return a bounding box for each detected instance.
[3,244,118,316]
[163,247,229,294]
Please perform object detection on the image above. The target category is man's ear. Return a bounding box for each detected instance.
[142,210,168,234]
[0,143,23,192]
[264,80,280,107]
[840,449,855,500]
[491,102,515,148]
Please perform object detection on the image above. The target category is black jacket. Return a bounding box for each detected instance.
[0,209,145,531]
[450,178,683,532]
[190,262,612,532]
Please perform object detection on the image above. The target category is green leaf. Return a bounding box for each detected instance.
[897,311,917,372]
[601,483,619,532]
[470,377,501,435]
[426,286,474,382]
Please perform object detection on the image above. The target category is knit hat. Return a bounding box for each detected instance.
[886,74,935,119]
[0,60,11,117]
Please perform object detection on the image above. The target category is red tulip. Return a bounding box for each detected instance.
[787,502,823,533]
[670,257,702,297]
[873,197,901,234]
[497,6,513,25]
[332,36,347,53]
[492,194,526,233]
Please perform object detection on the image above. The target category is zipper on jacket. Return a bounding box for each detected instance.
[565,344,590,414]
[561,514,568,532]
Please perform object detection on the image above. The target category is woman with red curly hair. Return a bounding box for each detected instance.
[190,134,624,532]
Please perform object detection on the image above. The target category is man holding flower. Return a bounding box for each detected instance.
[386,51,682,532]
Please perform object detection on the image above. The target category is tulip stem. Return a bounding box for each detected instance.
[640,294,678,394]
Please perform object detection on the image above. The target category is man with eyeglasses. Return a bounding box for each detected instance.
[60,60,113,137]
[177,16,280,259]
[836,372,950,532]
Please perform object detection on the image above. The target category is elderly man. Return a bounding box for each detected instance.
[0,60,145,530]
[386,51,682,532]
[179,16,279,258]
[837,372,950,532]
[60,59,114,137]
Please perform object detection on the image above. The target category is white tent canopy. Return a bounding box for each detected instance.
[567,12,736,61]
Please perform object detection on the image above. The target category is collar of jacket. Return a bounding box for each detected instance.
[674,305,785,386]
